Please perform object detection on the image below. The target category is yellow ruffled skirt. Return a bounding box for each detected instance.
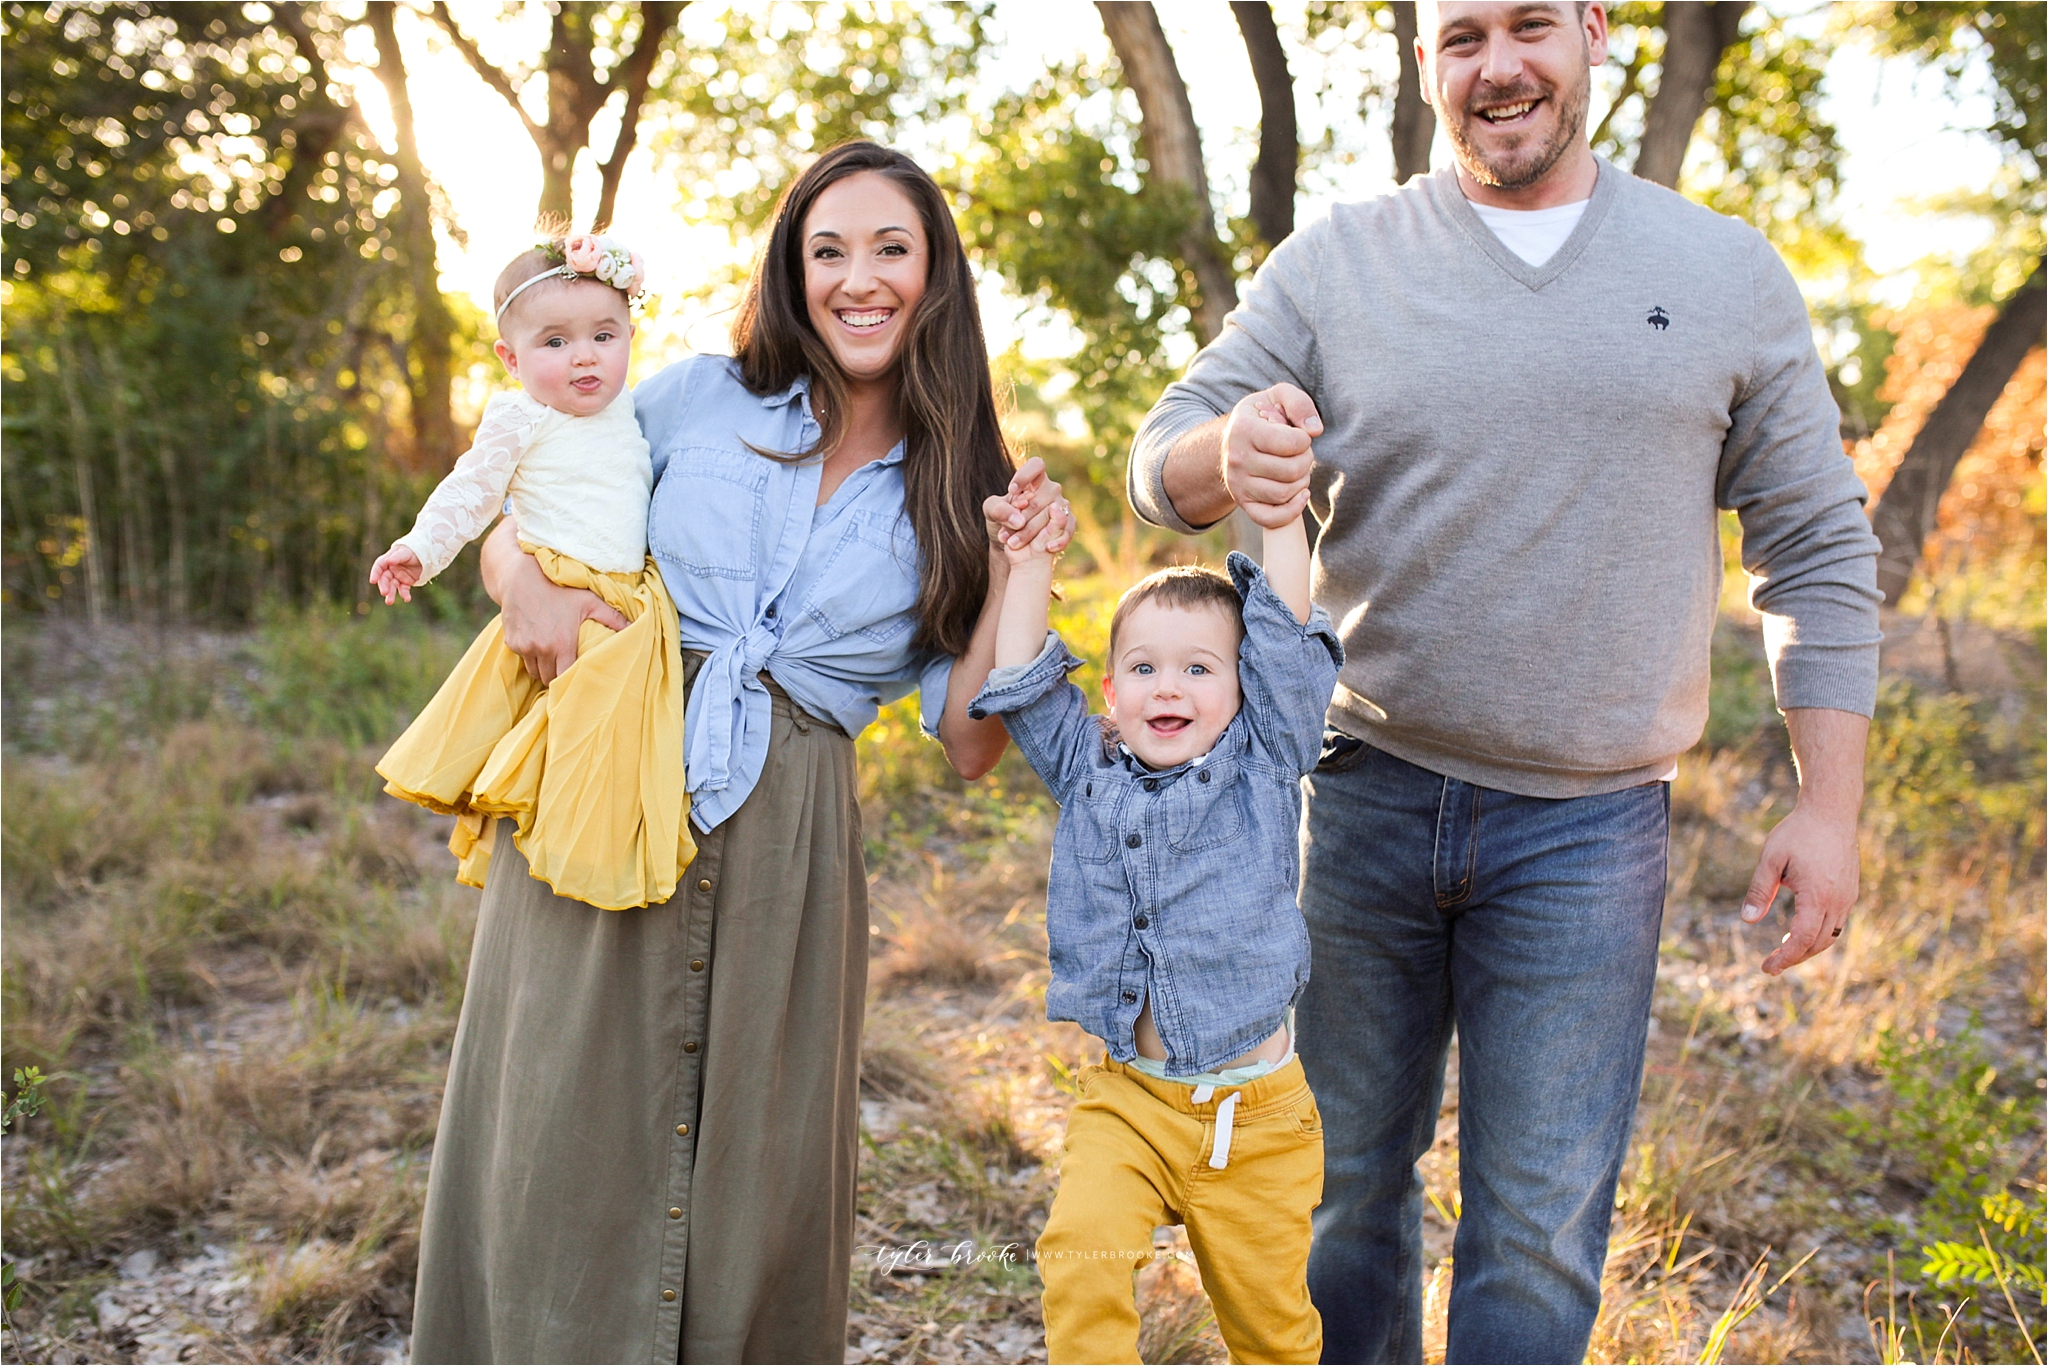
[376,546,695,910]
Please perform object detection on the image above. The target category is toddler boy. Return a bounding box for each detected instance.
[969,490,1340,1364]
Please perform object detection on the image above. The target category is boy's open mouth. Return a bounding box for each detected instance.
[1146,715,1191,736]
[571,375,604,392]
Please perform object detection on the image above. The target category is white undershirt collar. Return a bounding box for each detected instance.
[1468,197,1591,268]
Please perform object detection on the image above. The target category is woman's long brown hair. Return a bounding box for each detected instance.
[731,140,1013,659]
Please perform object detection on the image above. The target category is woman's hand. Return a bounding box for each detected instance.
[480,519,628,684]
[982,456,1069,553]
[1001,498,1074,570]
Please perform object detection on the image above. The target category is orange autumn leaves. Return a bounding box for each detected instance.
[1855,304,2047,573]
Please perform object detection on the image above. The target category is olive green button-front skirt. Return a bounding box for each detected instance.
[412,681,866,1364]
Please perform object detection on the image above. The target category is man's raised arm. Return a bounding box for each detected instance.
[1127,222,1328,534]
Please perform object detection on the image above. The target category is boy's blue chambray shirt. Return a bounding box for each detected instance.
[969,553,1343,1075]
[634,355,953,832]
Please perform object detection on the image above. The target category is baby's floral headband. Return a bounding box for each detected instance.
[496,233,647,321]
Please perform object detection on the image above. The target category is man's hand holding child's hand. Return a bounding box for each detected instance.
[1225,385,1319,529]
[369,545,425,605]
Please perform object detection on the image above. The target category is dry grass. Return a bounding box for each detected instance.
[4,578,2042,1364]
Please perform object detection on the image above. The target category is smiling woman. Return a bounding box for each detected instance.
[732,140,1016,660]
[410,141,1069,1365]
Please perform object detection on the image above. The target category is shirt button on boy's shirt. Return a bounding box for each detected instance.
[1126,833,1142,848]
[1121,990,1138,1004]
[1134,916,1149,929]
[1142,778,1157,792]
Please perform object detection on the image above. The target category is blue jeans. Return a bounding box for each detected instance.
[1297,740,1669,1365]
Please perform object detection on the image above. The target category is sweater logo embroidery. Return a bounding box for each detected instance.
[1647,306,1671,330]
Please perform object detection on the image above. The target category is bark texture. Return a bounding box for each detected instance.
[431,1,682,227]
[1097,1,1239,344]
[1633,1,1748,188]
[1231,1,1297,247]
[1390,1,1435,184]
[1870,262,2047,602]
[366,4,456,467]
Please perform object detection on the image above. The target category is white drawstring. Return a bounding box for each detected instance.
[1207,1091,1242,1169]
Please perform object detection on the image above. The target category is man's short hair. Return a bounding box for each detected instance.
[1419,0,1592,26]
[1107,565,1243,660]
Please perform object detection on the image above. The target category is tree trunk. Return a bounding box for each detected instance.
[54,332,107,625]
[1098,1,1257,555]
[1230,1,1297,248]
[595,2,682,232]
[1096,1,1240,344]
[1870,262,2047,602]
[1634,1,1749,187]
[154,429,188,620]
[367,3,458,466]
[430,1,680,229]
[1390,1,1435,184]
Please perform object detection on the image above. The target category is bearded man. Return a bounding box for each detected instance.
[1125,3,1881,1361]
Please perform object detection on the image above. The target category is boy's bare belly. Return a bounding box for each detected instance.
[1133,997,1291,1072]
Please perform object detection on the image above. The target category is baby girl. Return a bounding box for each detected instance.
[370,233,693,910]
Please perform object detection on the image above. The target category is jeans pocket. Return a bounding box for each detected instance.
[1314,728,1369,774]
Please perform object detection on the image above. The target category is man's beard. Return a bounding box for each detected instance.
[1444,63,1591,191]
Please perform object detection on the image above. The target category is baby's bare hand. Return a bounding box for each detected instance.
[369,546,423,606]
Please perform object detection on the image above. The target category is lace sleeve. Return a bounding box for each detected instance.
[393,395,547,583]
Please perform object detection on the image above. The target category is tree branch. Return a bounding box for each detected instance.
[1870,259,2047,602]
[429,1,545,144]
[1634,1,1749,187]
[367,0,456,463]
[1096,1,1238,343]
[1229,1,1297,247]
[1389,0,1435,184]
[594,1,684,232]
[1591,43,1648,151]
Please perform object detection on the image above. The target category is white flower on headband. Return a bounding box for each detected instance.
[496,233,649,321]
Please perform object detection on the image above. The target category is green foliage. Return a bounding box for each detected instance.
[0,2,457,622]
[651,0,992,240]
[1842,1021,2039,1243]
[1596,3,1853,273]
[1691,18,1856,279]
[1862,677,2046,863]
[1702,620,1781,752]
[959,63,1198,462]
[1865,2,2046,183]
[246,605,475,747]
[1923,1193,2046,1297]
[2,1066,49,1134]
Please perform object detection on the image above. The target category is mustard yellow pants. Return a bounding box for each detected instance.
[1037,1056,1324,1365]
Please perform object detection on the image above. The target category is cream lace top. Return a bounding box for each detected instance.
[395,388,652,582]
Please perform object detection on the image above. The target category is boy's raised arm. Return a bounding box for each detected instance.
[1262,514,1312,625]
[994,506,1068,669]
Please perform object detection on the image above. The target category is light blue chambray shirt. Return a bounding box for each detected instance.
[634,355,953,832]
[968,554,1343,1075]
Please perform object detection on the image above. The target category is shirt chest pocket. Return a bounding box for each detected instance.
[1168,782,1248,855]
[1068,782,1127,865]
[649,444,769,579]
[801,513,920,645]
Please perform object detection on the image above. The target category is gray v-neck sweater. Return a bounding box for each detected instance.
[1129,159,1882,798]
